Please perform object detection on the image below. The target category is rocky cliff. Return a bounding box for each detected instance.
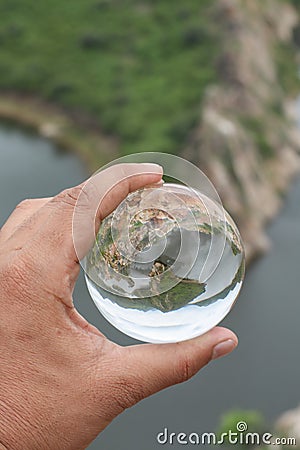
[182,0,300,262]
[0,0,299,263]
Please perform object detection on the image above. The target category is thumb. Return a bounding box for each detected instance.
[18,163,162,269]
[114,327,238,411]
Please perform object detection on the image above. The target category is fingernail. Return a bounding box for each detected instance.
[140,163,163,173]
[146,180,165,188]
[212,339,237,360]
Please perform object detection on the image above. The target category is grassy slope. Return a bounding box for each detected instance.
[0,0,219,155]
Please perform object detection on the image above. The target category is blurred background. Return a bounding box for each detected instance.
[0,0,300,448]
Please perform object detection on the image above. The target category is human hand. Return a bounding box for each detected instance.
[0,163,238,450]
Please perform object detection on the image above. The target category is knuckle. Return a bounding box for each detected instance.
[48,268,75,307]
[51,185,83,209]
[176,351,196,383]
[0,252,33,298]
[16,198,34,210]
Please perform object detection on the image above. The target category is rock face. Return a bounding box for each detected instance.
[182,0,300,263]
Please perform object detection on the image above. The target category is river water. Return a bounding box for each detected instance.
[0,122,299,450]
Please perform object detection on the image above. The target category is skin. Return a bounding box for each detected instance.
[0,163,238,450]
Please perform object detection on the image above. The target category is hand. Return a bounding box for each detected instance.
[0,163,238,450]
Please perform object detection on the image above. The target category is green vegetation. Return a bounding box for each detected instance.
[217,409,265,448]
[130,273,206,313]
[216,408,299,450]
[240,117,274,160]
[275,41,300,95]
[95,277,206,313]
[0,0,219,155]
[0,0,299,170]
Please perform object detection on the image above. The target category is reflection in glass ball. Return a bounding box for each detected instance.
[85,184,245,343]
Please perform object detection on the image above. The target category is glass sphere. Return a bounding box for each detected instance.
[85,183,245,343]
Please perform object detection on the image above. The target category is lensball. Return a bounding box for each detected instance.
[84,183,245,343]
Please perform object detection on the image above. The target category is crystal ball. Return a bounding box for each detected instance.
[84,183,245,343]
